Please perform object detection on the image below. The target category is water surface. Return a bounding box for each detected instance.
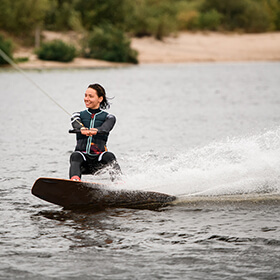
[0,62,280,279]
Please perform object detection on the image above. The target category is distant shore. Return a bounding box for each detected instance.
[12,31,280,69]
[132,31,280,63]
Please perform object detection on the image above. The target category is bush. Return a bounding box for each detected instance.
[199,9,223,30]
[0,35,14,65]
[36,40,76,62]
[83,24,138,64]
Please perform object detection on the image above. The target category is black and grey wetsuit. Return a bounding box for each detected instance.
[71,108,116,154]
[69,108,121,180]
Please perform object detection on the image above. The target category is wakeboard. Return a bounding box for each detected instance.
[31,177,176,210]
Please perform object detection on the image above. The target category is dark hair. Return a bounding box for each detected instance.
[88,83,110,109]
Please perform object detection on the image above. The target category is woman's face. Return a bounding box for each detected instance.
[84,88,103,109]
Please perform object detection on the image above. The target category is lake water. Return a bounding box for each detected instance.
[0,62,280,279]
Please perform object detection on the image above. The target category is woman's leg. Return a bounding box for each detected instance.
[69,151,86,180]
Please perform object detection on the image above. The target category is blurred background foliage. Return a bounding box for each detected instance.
[0,0,279,63]
[35,39,76,62]
[1,0,279,40]
[0,34,14,65]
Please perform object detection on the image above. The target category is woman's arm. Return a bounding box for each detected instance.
[96,114,116,134]
[71,112,84,130]
[70,112,115,136]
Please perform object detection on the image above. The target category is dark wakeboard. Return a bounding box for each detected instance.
[31,177,176,210]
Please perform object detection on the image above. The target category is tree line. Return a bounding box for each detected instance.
[0,0,280,64]
[1,0,279,41]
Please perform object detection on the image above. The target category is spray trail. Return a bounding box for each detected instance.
[119,127,280,198]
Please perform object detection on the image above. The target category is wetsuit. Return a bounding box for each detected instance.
[69,108,121,180]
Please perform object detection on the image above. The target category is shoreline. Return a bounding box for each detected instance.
[8,31,280,70]
[132,31,280,63]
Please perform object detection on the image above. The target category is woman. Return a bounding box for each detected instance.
[69,83,121,181]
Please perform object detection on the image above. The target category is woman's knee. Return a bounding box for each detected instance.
[70,151,85,163]
[100,152,116,164]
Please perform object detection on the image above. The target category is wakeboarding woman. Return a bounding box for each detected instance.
[69,83,121,181]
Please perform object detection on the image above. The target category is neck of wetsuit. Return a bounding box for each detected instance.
[88,108,101,114]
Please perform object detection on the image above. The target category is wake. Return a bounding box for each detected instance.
[118,127,280,198]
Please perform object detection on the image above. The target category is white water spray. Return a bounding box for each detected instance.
[117,127,280,198]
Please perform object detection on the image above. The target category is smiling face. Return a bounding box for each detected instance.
[84,87,103,109]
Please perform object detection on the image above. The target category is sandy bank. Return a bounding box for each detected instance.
[12,31,280,69]
[132,32,280,63]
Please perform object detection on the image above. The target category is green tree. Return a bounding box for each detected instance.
[126,0,178,40]
[242,1,271,32]
[175,0,202,30]
[74,0,133,30]
[44,0,83,32]
[262,0,280,30]
[200,0,273,32]
[0,0,50,37]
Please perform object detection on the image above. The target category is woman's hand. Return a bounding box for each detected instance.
[80,127,98,136]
